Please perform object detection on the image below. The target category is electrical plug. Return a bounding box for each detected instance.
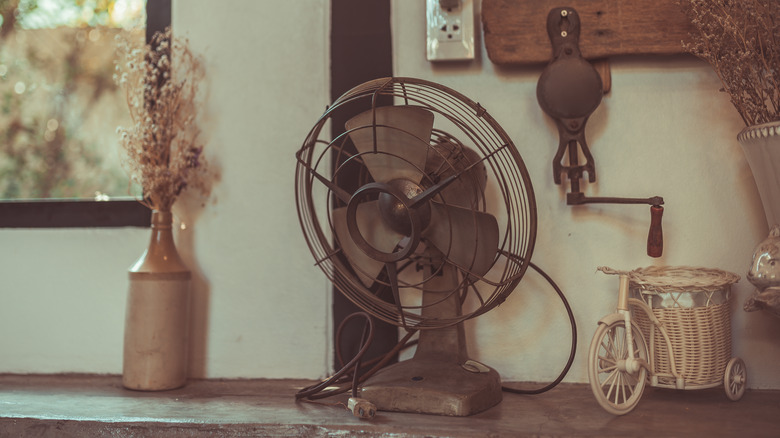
[347,397,376,419]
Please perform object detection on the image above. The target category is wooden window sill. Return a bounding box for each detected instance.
[0,374,777,437]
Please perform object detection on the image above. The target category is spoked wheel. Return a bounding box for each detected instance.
[724,357,747,401]
[588,318,649,415]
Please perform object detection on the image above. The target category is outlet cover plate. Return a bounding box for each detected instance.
[426,0,475,61]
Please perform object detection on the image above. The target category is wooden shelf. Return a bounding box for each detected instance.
[483,0,695,65]
[1,374,778,437]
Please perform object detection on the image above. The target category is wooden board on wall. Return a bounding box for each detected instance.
[482,0,696,65]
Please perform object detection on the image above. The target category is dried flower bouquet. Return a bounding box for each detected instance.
[680,0,780,127]
[115,27,208,212]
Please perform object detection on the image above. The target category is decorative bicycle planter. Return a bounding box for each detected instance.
[588,266,746,415]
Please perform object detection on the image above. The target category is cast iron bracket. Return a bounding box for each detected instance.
[536,7,664,257]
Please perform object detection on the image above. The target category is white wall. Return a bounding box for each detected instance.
[393,1,780,389]
[0,0,331,379]
[2,0,779,390]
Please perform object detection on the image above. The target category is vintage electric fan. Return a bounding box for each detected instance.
[295,77,537,416]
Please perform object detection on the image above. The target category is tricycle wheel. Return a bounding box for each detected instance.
[588,318,648,415]
[724,357,746,401]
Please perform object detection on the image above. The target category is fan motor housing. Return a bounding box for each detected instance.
[377,178,431,236]
[346,182,422,264]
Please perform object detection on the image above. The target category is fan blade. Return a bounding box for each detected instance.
[345,106,433,184]
[424,202,499,278]
[425,142,487,208]
[332,202,404,287]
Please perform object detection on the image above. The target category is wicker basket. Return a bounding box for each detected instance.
[609,266,740,388]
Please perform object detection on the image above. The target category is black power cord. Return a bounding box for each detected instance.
[296,261,577,404]
[501,261,577,395]
[295,313,418,401]
[295,312,376,401]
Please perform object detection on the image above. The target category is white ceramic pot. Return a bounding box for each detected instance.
[737,121,780,317]
[738,121,780,228]
[123,210,191,391]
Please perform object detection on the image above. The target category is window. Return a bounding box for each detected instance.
[0,0,171,227]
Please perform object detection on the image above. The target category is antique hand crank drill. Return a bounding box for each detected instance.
[536,7,664,257]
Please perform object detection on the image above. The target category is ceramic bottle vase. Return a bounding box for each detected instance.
[123,210,191,391]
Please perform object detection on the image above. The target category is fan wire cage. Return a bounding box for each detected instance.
[295,77,536,330]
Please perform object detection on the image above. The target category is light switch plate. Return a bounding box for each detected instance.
[426,0,475,61]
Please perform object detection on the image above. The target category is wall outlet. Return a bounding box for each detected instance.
[427,0,475,61]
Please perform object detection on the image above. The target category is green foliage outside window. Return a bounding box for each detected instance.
[0,0,144,199]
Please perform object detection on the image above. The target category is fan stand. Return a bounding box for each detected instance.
[359,256,502,416]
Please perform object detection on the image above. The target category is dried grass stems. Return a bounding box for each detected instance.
[681,0,780,127]
[115,27,209,212]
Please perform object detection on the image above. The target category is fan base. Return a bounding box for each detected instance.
[359,357,502,416]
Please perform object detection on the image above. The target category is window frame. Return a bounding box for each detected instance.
[0,0,171,228]
[329,0,397,371]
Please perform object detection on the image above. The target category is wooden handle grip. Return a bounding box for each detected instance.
[647,205,663,258]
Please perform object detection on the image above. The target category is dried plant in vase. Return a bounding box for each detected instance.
[681,0,780,319]
[115,26,209,212]
[680,0,780,126]
[114,27,209,391]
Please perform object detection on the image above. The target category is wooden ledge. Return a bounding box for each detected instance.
[0,374,777,437]
[483,0,695,66]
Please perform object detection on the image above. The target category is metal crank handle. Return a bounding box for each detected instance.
[647,205,663,258]
[566,192,664,257]
[566,193,664,206]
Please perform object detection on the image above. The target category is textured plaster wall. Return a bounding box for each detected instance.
[0,0,332,379]
[1,0,779,390]
[393,0,780,389]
